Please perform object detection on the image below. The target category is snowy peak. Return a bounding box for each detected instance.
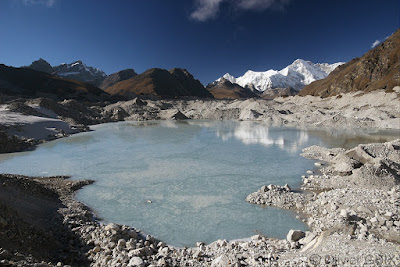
[217,73,237,84]
[26,59,107,86]
[217,59,344,92]
[54,60,106,81]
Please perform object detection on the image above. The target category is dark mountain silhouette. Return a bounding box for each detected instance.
[105,68,213,98]
[99,69,138,90]
[0,64,107,101]
[206,78,260,99]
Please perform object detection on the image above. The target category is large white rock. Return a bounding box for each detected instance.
[128,256,144,267]
[287,229,305,242]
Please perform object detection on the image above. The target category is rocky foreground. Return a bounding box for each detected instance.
[0,89,399,266]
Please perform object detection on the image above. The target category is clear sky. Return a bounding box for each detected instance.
[0,0,399,84]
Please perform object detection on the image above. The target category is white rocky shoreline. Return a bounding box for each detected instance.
[0,89,399,266]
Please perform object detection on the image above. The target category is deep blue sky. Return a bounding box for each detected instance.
[0,0,399,84]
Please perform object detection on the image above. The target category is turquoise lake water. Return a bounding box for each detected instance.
[0,120,398,246]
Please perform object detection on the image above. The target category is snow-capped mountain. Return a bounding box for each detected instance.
[27,59,107,86]
[217,59,344,92]
[53,60,106,85]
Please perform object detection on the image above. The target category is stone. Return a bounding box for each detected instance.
[286,229,305,242]
[260,185,268,192]
[128,256,144,267]
[357,206,372,214]
[211,255,229,267]
[196,242,204,247]
[251,234,262,241]
[330,203,338,211]
[0,249,11,260]
[129,248,145,257]
[157,258,166,266]
[217,239,227,247]
[158,247,169,256]
[267,184,276,190]
[193,250,203,259]
[384,211,393,220]
[299,232,316,245]
[386,221,394,227]
[284,183,291,191]
[105,223,120,232]
[0,216,7,228]
[118,239,126,248]
[126,241,136,250]
[340,209,348,218]
[128,230,138,238]
[144,247,153,256]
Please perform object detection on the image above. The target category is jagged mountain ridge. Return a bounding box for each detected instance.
[105,68,214,99]
[299,29,400,97]
[206,78,259,99]
[27,59,107,86]
[218,59,344,92]
[99,69,138,90]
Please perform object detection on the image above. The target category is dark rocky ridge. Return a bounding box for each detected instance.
[105,68,214,99]
[0,64,108,101]
[206,78,260,99]
[99,69,138,90]
[300,29,400,97]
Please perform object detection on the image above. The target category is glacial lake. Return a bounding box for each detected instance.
[0,120,399,247]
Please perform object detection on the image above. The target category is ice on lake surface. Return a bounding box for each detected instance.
[1,120,398,246]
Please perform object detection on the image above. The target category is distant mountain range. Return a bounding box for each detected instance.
[0,64,106,101]
[27,59,107,86]
[4,29,398,102]
[300,28,400,97]
[215,59,344,92]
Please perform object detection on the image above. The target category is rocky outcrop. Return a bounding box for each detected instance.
[27,58,53,74]
[300,29,400,97]
[261,87,297,99]
[246,184,305,210]
[206,78,260,99]
[99,69,138,90]
[168,68,213,98]
[0,130,34,153]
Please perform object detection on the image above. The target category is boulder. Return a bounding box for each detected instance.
[287,229,305,242]
[0,216,7,228]
[211,255,229,267]
[105,223,120,232]
[170,110,188,120]
[128,256,144,267]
